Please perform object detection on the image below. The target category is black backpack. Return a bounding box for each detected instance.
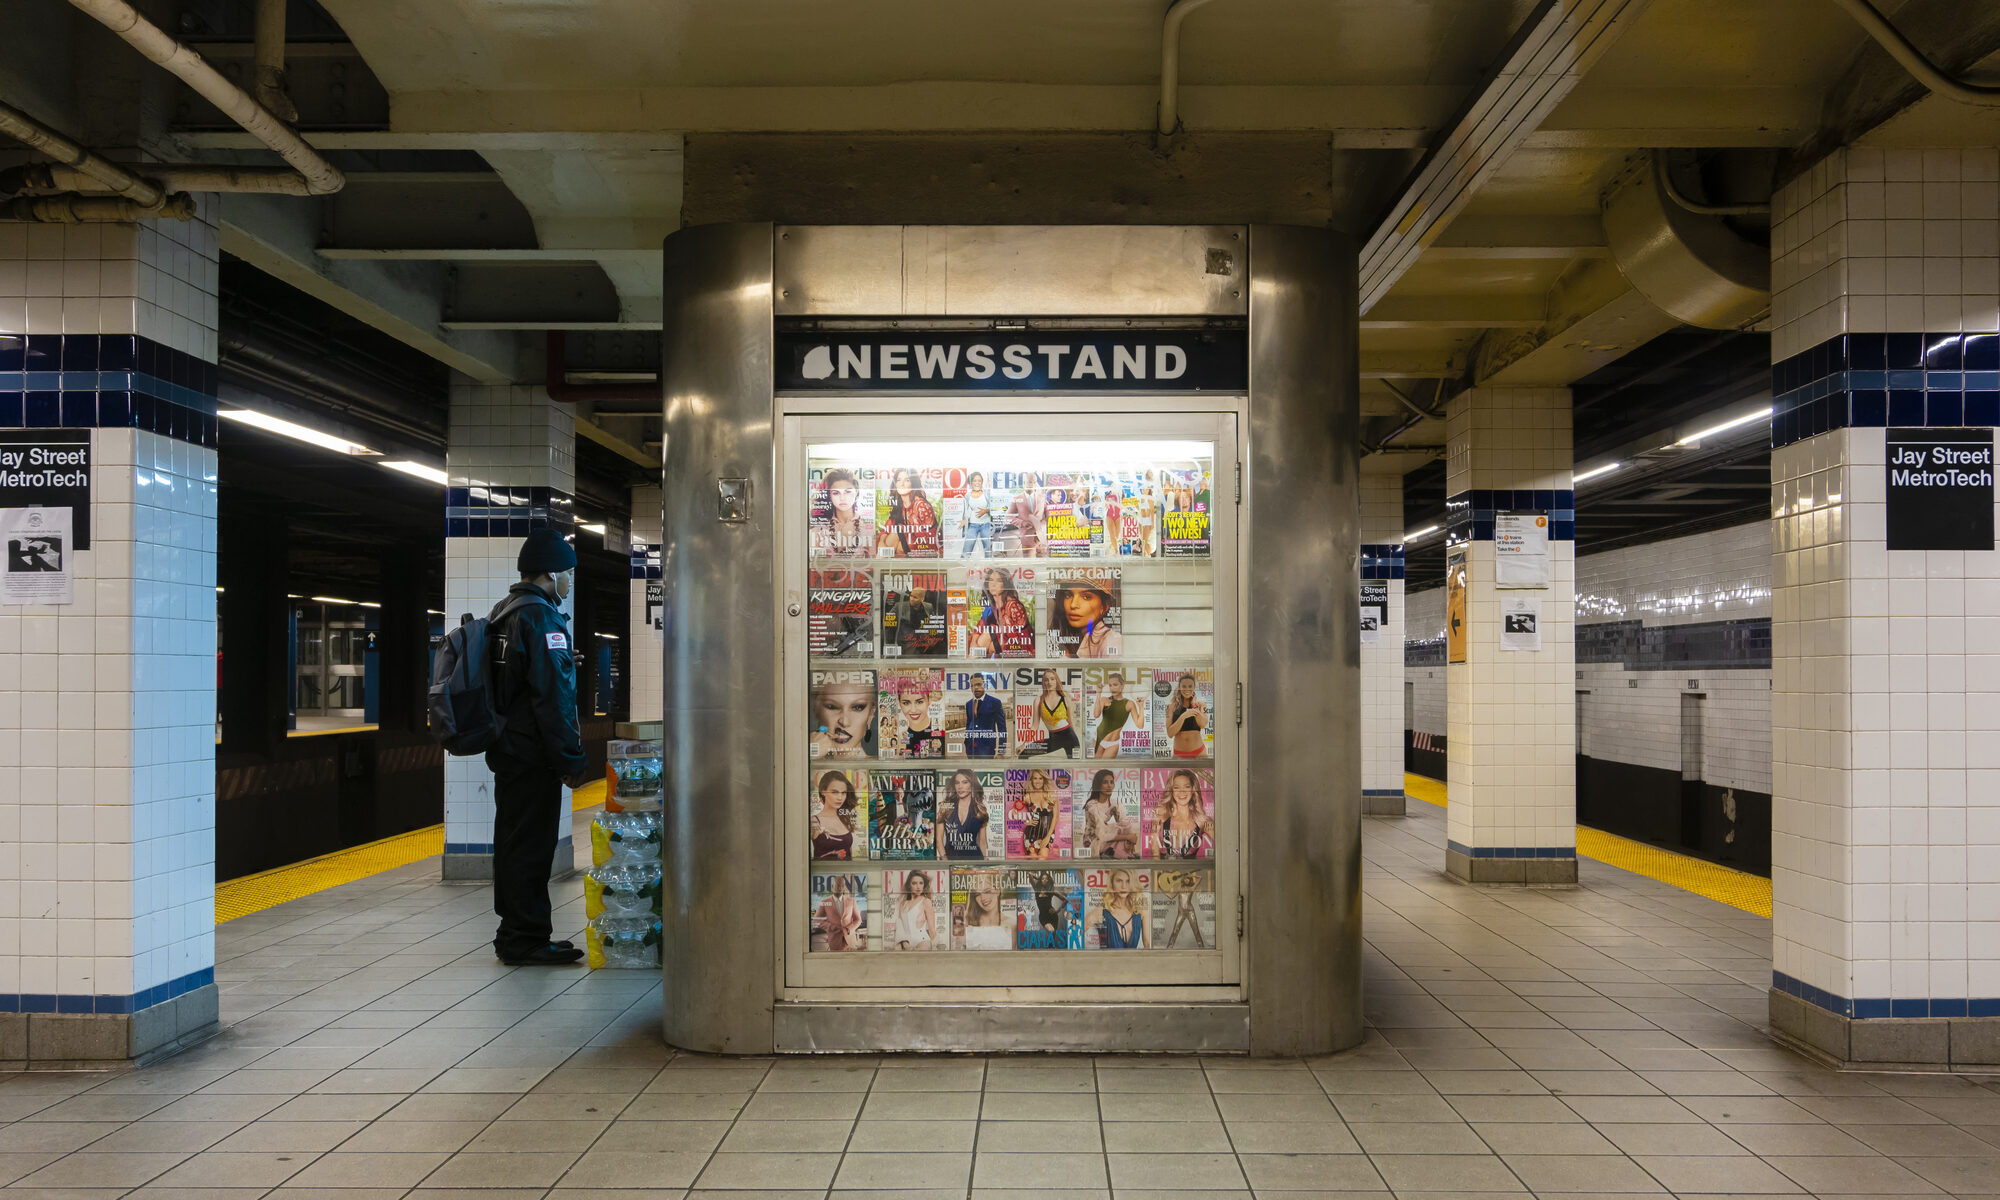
[428,593,539,756]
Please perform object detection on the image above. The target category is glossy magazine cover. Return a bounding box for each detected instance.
[938,767,1006,861]
[1141,767,1215,860]
[1151,868,1216,949]
[877,667,944,759]
[875,466,944,557]
[807,767,868,862]
[883,869,948,950]
[808,667,877,760]
[1149,667,1213,759]
[808,872,871,952]
[868,769,938,860]
[1005,766,1072,859]
[960,564,1036,659]
[808,464,876,559]
[1045,565,1122,659]
[879,570,948,658]
[1014,868,1084,949]
[1084,666,1150,756]
[1071,767,1143,860]
[941,669,1011,758]
[807,565,874,657]
[951,868,1015,950]
[1083,866,1151,949]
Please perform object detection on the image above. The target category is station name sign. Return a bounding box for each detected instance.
[776,329,1247,392]
[0,429,91,549]
[1886,427,1993,551]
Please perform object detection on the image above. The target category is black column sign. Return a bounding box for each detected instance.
[1886,428,1994,551]
[0,429,91,550]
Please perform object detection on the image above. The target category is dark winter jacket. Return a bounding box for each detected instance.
[486,582,589,776]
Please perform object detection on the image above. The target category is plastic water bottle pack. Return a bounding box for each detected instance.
[587,914,662,970]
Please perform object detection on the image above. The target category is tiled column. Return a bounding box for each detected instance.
[0,214,222,1060]
[442,381,578,881]
[1766,146,2000,1068]
[1442,387,1577,884]
[1360,462,1406,815]
[628,483,662,724]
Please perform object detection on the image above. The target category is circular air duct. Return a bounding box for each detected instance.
[1602,150,1770,331]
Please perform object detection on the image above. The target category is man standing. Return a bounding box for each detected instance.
[963,674,1007,758]
[487,529,590,965]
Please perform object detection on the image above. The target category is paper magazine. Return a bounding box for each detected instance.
[1013,665,1085,758]
[951,868,1015,950]
[1083,866,1151,949]
[875,466,944,557]
[1152,868,1216,949]
[939,767,1006,861]
[1141,767,1215,860]
[1005,767,1072,859]
[807,566,874,657]
[1041,472,1099,557]
[883,869,948,950]
[879,570,948,658]
[809,667,877,760]
[1084,666,1150,756]
[961,564,1036,659]
[808,464,875,559]
[1160,464,1212,557]
[868,769,938,860]
[1072,767,1143,860]
[877,667,944,759]
[808,768,868,862]
[1015,868,1084,949]
[808,872,871,952]
[1149,667,1213,759]
[941,669,1011,758]
[1045,565,1122,659]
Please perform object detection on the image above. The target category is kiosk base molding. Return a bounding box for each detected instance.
[772,1001,1250,1054]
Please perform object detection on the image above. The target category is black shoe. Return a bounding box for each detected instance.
[499,943,584,966]
[552,939,575,950]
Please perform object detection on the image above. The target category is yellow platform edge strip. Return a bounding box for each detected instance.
[215,779,610,924]
[1402,773,1772,919]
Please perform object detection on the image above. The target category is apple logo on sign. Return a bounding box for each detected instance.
[801,346,834,380]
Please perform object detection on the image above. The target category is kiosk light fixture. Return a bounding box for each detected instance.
[219,408,375,456]
[379,460,448,485]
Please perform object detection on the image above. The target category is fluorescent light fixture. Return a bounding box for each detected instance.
[1404,524,1441,543]
[1572,461,1621,485]
[594,631,619,639]
[427,609,445,616]
[1675,407,1772,447]
[219,409,375,456]
[358,602,382,609]
[310,596,355,606]
[579,522,608,536]
[214,586,224,593]
[380,460,448,485]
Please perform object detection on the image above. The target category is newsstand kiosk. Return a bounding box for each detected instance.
[660,225,1361,1056]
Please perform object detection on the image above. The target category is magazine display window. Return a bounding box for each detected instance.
[661,224,1362,1056]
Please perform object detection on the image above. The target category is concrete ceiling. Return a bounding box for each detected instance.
[126,0,2000,447]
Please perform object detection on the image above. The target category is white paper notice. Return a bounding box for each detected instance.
[2,505,75,605]
[1494,512,1550,588]
[1359,580,1387,645]
[1499,596,1541,652]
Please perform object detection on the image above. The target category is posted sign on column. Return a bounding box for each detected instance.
[1886,428,1994,551]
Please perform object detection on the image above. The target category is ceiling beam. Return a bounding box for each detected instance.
[1425,214,1609,260]
[1363,296,1546,330]
[318,247,662,263]
[1357,0,1656,314]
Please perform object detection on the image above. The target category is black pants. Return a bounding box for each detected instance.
[489,751,562,956]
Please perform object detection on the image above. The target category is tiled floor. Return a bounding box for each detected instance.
[5,804,2000,1199]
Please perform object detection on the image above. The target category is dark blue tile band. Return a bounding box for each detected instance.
[0,966,214,1016]
[445,485,575,539]
[444,842,497,855]
[629,543,662,580]
[1772,970,2000,1020]
[1359,542,1406,580]
[1772,332,2000,449]
[1444,490,1576,543]
[0,334,218,447]
[1447,841,1575,860]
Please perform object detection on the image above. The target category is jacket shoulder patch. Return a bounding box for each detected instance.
[545,631,569,650]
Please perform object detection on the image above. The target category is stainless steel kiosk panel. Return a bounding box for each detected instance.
[661,224,1360,1056]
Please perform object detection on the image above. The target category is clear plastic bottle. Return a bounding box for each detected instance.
[590,809,663,866]
[586,862,662,919]
[589,915,661,969]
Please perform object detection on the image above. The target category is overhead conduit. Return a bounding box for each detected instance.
[1828,0,2000,106]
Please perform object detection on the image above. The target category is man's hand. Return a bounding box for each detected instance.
[564,772,590,790]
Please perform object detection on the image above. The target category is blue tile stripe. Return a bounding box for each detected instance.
[444,842,496,855]
[1443,489,1575,544]
[1772,970,2000,1020]
[1772,331,2000,450]
[0,965,213,1016]
[629,543,662,580]
[445,485,575,539]
[1447,841,1575,860]
[0,333,220,448]
[1359,541,1406,580]
[1362,788,1405,797]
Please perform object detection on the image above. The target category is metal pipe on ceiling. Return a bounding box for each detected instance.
[543,332,660,405]
[252,0,298,122]
[0,101,164,206]
[1828,0,2000,106]
[1,161,320,196]
[2,192,195,222]
[65,0,345,194]
[1657,157,1770,217]
[1156,0,1218,136]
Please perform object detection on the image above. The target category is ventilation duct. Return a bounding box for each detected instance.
[1601,151,1769,331]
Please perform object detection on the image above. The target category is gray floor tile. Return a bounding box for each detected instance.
[970,1151,1109,1189]
[715,1121,851,1153]
[978,1092,1099,1122]
[691,1152,839,1190]
[1631,1153,1804,1194]
[1595,1121,1751,1156]
[1347,1122,1487,1154]
[832,1151,972,1189]
[148,1151,322,1188]
[211,1121,370,1152]
[1470,1123,1620,1155]
[419,1151,584,1189]
[1235,1152,1386,1191]
[1367,1153,1525,1192]
[1501,1153,1664,1193]
[1767,1154,1944,1195]
[860,1092,983,1122]
[17,1152,207,1189]
[557,1149,709,1189]
[285,1151,455,1188]
[844,1120,976,1153]
[976,1119,1103,1153]
[1106,1151,1246,1190]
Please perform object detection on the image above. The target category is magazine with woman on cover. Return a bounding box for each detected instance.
[877,667,944,759]
[1149,667,1213,759]
[808,566,874,658]
[1141,767,1215,860]
[1159,464,1212,557]
[809,668,877,760]
[1084,666,1150,757]
[963,565,1036,659]
[1040,472,1098,558]
[1015,868,1084,949]
[1005,767,1071,859]
[1084,866,1151,949]
[868,769,937,859]
[1073,767,1142,859]
[808,872,871,952]
[1014,665,1084,758]
[875,466,944,558]
[1046,566,1122,659]
[956,468,998,558]
[939,767,1005,860]
[951,868,1014,950]
[942,669,1011,758]
[880,570,948,658]
[884,869,948,950]
[809,464,875,559]
[991,470,1043,557]
[808,768,868,862]
[1151,868,1216,949]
